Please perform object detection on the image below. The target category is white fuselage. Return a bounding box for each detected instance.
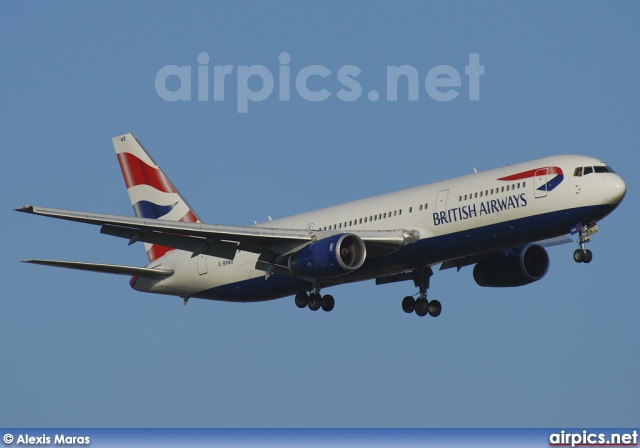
[132,154,625,301]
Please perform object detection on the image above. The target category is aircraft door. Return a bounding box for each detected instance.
[436,189,449,212]
[534,169,549,198]
[197,254,208,275]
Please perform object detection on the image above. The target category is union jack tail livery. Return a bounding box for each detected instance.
[112,133,201,262]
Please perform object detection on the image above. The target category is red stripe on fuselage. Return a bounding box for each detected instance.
[497,166,563,181]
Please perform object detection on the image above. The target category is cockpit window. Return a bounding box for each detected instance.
[574,165,615,177]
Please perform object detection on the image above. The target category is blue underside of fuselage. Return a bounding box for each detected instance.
[192,204,616,303]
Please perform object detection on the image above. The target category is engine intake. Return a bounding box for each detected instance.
[473,243,549,287]
[289,233,366,278]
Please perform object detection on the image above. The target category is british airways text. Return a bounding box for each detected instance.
[433,193,527,226]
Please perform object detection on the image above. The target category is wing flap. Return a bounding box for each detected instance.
[100,224,241,260]
[22,259,174,278]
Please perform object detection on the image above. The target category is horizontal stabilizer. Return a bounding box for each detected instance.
[22,259,174,278]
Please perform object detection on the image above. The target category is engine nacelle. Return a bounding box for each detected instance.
[473,243,549,287]
[289,233,366,278]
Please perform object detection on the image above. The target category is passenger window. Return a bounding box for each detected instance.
[584,166,593,175]
[420,205,423,210]
[409,207,412,213]
[480,191,483,197]
[506,185,510,191]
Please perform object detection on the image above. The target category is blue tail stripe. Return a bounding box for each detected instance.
[133,200,178,219]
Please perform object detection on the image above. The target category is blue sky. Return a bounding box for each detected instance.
[2,1,638,427]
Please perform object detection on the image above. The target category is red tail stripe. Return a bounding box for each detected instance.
[146,210,199,261]
[117,152,176,193]
[179,210,199,223]
[147,244,174,262]
[497,166,563,181]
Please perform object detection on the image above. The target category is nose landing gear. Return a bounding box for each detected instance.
[573,222,597,264]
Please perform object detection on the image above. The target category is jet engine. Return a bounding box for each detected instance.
[473,243,549,287]
[289,233,366,278]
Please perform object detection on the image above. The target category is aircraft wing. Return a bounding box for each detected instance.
[15,206,419,260]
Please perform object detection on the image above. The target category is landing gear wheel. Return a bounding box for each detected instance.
[428,299,442,317]
[321,294,335,312]
[308,293,322,311]
[295,291,308,308]
[574,249,593,263]
[415,299,429,317]
[402,296,416,313]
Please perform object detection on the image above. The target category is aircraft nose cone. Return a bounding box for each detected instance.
[602,174,626,204]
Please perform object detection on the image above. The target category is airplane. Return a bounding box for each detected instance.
[15,133,627,317]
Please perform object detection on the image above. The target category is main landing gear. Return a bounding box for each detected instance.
[401,267,442,318]
[573,222,597,264]
[294,283,335,312]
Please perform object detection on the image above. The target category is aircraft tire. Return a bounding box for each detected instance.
[428,299,442,317]
[583,249,593,263]
[573,249,584,263]
[321,294,335,312]
[295,291,308,308]
[415,299,428,317]
[308,293,322,311]
[402,296,416,313]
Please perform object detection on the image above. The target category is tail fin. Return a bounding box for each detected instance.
[112,133,201,262]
